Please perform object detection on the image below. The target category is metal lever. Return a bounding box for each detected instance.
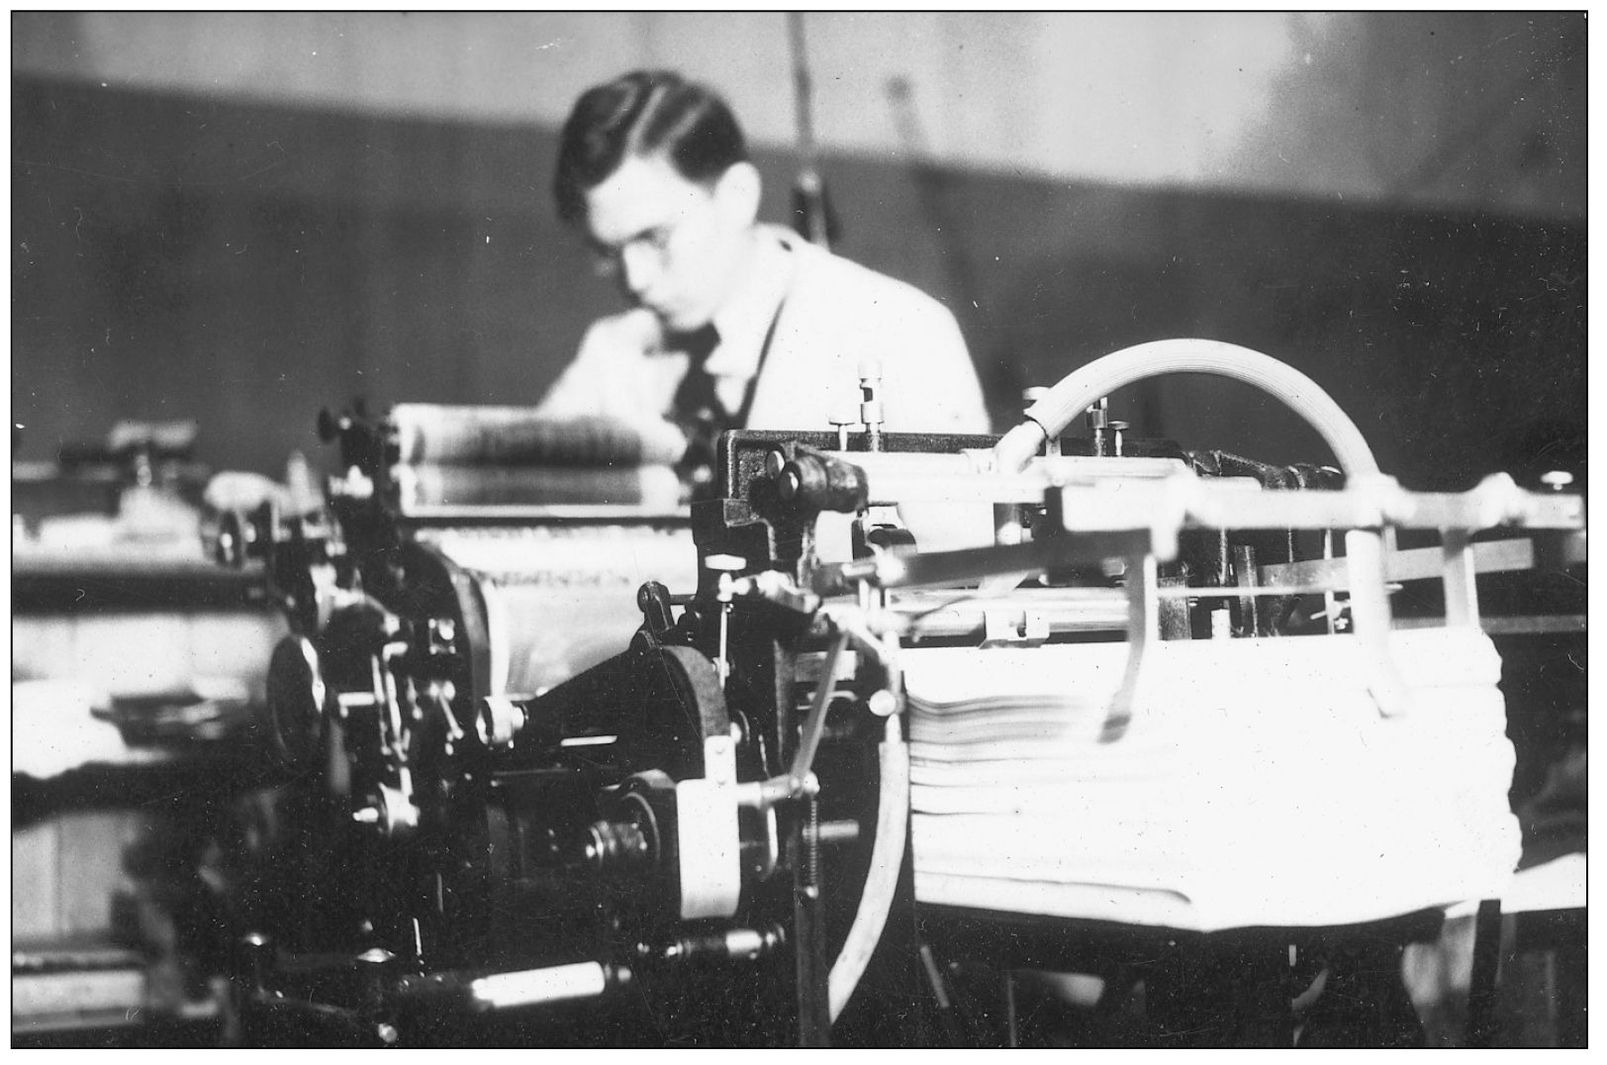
[637,580,676,637]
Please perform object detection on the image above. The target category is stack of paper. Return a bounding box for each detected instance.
[906,627,1521,932]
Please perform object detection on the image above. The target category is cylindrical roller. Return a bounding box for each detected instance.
[779,450,869,513]
[469,962,625,1011]
[390,406,685,467]
[421,526,696,699]
[396,463,682,509]
[824,451,1187,505]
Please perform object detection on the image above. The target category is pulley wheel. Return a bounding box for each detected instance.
[266,634,330,772]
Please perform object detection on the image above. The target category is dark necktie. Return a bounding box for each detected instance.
[669,324,725,490]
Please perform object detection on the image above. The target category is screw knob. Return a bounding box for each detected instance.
[1541,470,1575,492]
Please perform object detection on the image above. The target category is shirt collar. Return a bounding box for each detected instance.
[702,226,796,379]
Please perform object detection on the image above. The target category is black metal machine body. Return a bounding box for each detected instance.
[211,344,1583,1047]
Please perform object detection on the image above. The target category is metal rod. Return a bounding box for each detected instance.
[789,631,850,783]
[788,12,833,251]
[1261,534,1586,589]
[811,530,1149,596]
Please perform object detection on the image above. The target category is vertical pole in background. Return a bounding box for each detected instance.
[789,12,837,250]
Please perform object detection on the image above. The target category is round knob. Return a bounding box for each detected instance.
[867,689,901,717]
[1542,470,1575,492]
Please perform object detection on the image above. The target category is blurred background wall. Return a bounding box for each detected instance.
[12,11,1586,489]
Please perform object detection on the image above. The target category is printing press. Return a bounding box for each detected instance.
[213,340,1585,1047]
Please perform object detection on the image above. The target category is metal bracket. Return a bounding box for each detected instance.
[981,608,1051,647]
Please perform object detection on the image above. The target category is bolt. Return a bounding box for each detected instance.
[376,1023,399,1045]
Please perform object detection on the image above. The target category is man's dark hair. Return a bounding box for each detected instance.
[553,70,749,226]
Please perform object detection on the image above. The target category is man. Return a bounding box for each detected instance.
[536,70,989,480]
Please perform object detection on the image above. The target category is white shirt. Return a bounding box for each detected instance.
[536,225,990,436]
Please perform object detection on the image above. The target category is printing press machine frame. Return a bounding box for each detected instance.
[213,341,1585,1047]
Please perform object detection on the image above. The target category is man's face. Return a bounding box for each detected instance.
[582,154,752,334]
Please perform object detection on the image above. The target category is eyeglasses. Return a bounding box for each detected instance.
[588,222,680,280]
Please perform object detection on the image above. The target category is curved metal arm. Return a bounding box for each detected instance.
[992,338,1381,478]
